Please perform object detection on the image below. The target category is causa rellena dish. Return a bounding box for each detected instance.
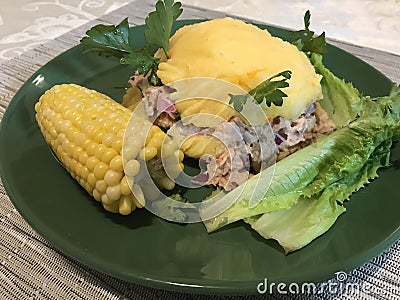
[35,0,400,253]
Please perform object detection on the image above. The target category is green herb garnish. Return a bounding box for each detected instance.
[80,0,182,74]
[229,70,292,112]
[291,10,327,55]
[80,18,159,74]
[80,18,133,58]
[144,0,183,58]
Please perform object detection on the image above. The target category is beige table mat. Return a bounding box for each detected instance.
[0,0,400,299]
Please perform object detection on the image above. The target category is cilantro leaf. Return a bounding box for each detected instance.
[229,71,292,112]
[291,10,327,55]
[144,0,183,58]
[80,18,132,58]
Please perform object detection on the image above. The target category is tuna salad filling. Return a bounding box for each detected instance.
[124,73,335,191]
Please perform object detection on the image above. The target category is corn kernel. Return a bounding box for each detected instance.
[148,131,165,149]
[81,166,90,180]
[110,155,123,172]
[102,120,111,130]
[111,138,123,152]
[72,115,82,126]
[145,125,158,144]
[106,185,121,202]
[119,195,135,215]
[74,132,87,147]
[94,144,107,160]
[120,176,133,195]
[103,201,119,213]
[66,128,79,142]
[84,182,93,194]
[95,180,107,194]
[101,194,113,205]
[123,143,141,160]
[59,120,72,133]
[86,141,98,156]
[109,125,120,134]
[73,147,83,161]
[116,130,125,138]
[82,123,94,134]
[104,169,123,186]
[75,163,83,177]
[93,131,104,144]
[102,148,118,165]
[78,152,89,165]
[70,160,78,174]
[80,139,91,151]
[157,177,175,190]
[140,147,157,161]
[177,149,184,162]
[79,178,86,187]
[124,159,140,177]
[87,173,97,187]
[132,195,144,209]
[94,162,109,179]
[93,189,102,201]
[49,127,58,139]
[102,133,115,147]
[86,156,99,172]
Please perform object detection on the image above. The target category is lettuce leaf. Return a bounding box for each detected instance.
[245,191,346,254]
[310,53,361,127]
[246,135,394,253]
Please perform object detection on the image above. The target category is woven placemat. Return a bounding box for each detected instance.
[0,0,399,299]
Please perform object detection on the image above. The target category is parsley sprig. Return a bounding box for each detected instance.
[229,70,292,112]
[291,10,327,55]
[80,0,182,76]
[145,0,183,59]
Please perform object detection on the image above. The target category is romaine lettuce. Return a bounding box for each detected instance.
[203,84,400,252]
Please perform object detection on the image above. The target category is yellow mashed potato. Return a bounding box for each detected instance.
[157,18,322,120]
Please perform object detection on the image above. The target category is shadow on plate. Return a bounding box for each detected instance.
[90,200,154,229]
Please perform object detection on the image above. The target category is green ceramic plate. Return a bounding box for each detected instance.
[0,20,399,295]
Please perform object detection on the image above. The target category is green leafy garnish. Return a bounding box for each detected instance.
[229,70,292,112]
[120,50,159,74]
[80,18,132,58]
[291,10,327,55]
[80,0,182,75]
[229,94,249,113]
[145,0,183,58]
[81,18,158,74]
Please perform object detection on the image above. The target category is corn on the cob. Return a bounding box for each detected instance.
[35,84,183,215]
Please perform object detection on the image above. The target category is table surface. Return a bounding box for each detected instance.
[1,0,400,63]
[0,0,400,299]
